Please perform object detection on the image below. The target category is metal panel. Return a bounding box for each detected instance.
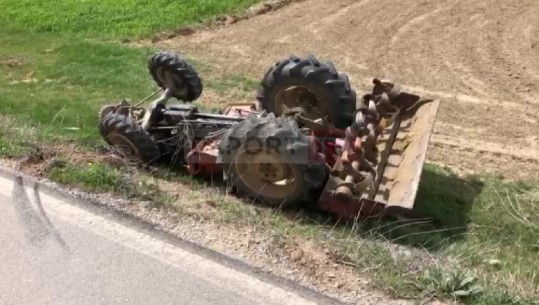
[381,99,441,216]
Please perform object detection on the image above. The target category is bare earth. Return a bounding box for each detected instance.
[152,0,539,180]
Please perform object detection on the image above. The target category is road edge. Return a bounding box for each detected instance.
[0,163,350,305]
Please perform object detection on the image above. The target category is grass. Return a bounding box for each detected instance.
[85,161,537,304]
[0,28,227,148]
[48,161,129,193]
[1,1,538,304]
[0,0,260,40]
[251,165,539,304]
[183,163,539,304]
[0,131,31,158]
[0,29,158,146]
[47,159,177,206]
[146,163,538,305]
[206,74,260,99]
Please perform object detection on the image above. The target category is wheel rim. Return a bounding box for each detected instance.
[108,133,141,163]
[233,148,299,200]
[156,68,188,96]
[275,85,328,122]
[157,68,174,88]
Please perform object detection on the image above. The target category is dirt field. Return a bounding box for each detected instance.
[152,0,539,180]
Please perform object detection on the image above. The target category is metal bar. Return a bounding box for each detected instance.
[148,121,237,131]
[162,110,246,122]
[194,113,246,122]
[369,113,403,199]
[133,88,164,108]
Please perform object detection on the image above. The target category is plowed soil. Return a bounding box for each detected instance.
[153,0,539,180]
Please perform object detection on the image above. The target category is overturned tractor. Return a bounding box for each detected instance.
[98,51,440,219]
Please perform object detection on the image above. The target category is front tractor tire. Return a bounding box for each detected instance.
[99,112,160,166]
[148,51,203,102]
[217,114,327,208]
[256,55,356,129]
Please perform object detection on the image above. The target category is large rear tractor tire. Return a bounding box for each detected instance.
[99,112,160,165]
[148,51,203,102]
[256,55,356,129]
[217,113,327,208]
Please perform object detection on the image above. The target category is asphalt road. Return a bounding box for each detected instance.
[0,174,324,305]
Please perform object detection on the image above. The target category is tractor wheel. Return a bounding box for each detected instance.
[99,112,160,165]
[98,104,117,121]
[98,102,130,121]
[256,55,356,129]
[217,113,327,208]
[98,100,132,145]
[148,51,203,102]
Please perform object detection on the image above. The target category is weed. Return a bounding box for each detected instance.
[47,161,127,193]
[0,135,29,158]
[417,267,483,300]
[46,161,175,209]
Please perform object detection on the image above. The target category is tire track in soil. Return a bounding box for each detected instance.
[150,0,539,180]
